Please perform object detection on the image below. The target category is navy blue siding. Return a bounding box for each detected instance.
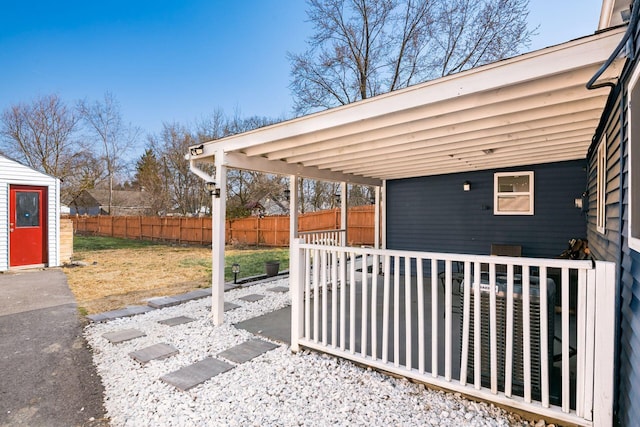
[386,160,587,258]
[585,20,640,424]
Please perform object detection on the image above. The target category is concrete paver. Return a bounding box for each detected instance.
[238,294,264,303]
[129,343,179,364]
[102,328,146,343]
[158,316,195,326]
[160,357,234,391]
[218,338,279,364]
[267,286,289,293]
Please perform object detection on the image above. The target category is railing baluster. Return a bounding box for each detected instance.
[331,250,338,348]
[361,254,369,358]
[460,261,471,386]
[350,251,356,354]
[382,255,391,364]
[371,254,379,360]
[431,259,439,377]
[539,266,550,408]
[445,260,452,381]
[505,264,514,398]
[562,267,570,413]
[322,250,328,346]
[473,261,481,390]
[313,249,320,343]
[405,256,412,371]
[417,257,425,374]
[394,256,401,367]
[489,263,498,394]
[576,267,585,417]
[523,266,531,403]
[340,251,347,351]
[305,248,311,340]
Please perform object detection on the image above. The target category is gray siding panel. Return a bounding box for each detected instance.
[387,160,587,258]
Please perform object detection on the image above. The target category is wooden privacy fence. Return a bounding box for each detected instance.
[70,205,375,247]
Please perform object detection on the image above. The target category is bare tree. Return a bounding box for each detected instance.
[0,94,80,178]
[289,0,534,114]
[77,92,140,214]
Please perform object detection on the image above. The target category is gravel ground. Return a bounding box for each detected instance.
[86,279,534,426]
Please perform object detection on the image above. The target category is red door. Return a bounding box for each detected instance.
[9,185,48,267]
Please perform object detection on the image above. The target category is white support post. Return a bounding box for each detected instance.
[592,261,616,427]
[374,185,381,249]
[340,181,347,246]
[211,152,227,326]
[290,238,305,352]
[289,175,298,243]
[381,180,387,250]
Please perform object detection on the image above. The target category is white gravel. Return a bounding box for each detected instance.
[85,279,533,426]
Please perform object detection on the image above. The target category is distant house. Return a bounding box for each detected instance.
[0,154,61,271]
[69,189,152,216]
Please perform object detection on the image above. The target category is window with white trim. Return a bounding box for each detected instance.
[597,139,606,234]
[494,172,534,215]
[629,64,640,251]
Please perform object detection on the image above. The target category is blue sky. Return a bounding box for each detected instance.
[0,0,604,146]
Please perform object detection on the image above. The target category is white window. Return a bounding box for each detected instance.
[629,64,640,251]
[597,139,607,234]
[494,172,534,215]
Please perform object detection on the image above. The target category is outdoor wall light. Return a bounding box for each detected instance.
[205,181,220,197]
[190,144,204,156]
[284,188,290,201]
[231,263,240,284]
[463,181,471,191]
[335,189,342,205]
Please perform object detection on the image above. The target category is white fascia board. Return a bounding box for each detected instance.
[194,27,625,157]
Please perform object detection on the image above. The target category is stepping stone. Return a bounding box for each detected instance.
[217,338,279,364]
[224,302,240,311]
[268,286,289,293]
[158,316,195,327]
[161,357,234,391]
[102,328,146,344]
[129,343,178,364]
[238,294,264,303]
[87,305,154,323]
[147,289,212,309]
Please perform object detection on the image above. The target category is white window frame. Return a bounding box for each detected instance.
[494,171,534,215]
[628,64,640,252]
[596,138,607,234]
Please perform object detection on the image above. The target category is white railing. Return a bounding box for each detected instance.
[289,240,616,427]
[298,229,346,246]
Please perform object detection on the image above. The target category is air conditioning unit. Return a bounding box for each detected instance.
[461,278,555,400]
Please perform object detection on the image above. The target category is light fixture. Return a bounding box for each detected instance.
[190,144,204,156]
[463,181,471,191]
[284,188,290,201]
[205,181,220,197]
[369,195,375,205]
[231,263,240,284]
[482,148,494,155]
[335,190,341,205]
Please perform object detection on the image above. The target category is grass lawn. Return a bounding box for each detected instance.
[64,236,289,314]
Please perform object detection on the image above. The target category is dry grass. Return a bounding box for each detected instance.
[64,245,212,314]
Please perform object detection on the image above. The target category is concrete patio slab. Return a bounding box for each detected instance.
[217,338,279,364]
[129,343,178,364]
[102,328,146,343]
[87,305,154,323]
[161,357,234,391]
[267,286,289,293]
[238,294,264,303]
[158,316,195,327]
[235,306,291,344]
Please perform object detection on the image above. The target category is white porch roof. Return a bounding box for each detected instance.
[191,26,626,186]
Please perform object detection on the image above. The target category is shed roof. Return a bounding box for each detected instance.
[190,27,626,186]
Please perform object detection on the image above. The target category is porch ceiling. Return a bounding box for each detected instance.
[191,26,626,186]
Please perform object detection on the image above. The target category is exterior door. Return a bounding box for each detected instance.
[9,185,47,267]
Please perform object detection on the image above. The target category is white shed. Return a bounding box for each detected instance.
[0,154,60,271]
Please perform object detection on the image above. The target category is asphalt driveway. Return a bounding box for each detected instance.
[0,269,106,427]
